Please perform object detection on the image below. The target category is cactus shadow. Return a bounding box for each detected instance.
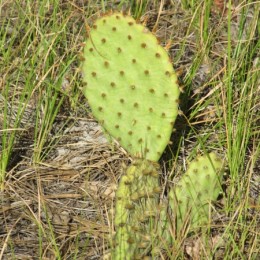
[159,89,195,167]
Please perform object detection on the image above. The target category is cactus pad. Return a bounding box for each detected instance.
[169,153,224,232]
[113,159,161,259]
[81,12,180,161]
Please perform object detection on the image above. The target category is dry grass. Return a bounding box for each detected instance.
[0,0,259,259]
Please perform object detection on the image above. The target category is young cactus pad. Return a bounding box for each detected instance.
[81,12,180,161]
[169,153,224,232]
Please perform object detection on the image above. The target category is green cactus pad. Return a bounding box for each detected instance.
[81,12,180,161]
[113,159,160,259]
[169,153,224,232]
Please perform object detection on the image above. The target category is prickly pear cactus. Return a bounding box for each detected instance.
[113,159,161,259]
[169,153,224,232]
[80,11,224,259]
[81,12,180,162]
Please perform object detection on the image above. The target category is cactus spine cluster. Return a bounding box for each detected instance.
[81,12,224,259]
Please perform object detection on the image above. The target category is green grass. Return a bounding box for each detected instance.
[0,0,259,258]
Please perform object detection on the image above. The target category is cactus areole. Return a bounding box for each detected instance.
[81,12,180,161]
